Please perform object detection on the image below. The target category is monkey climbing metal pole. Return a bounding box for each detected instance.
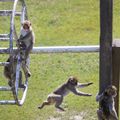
[0,0,28,106]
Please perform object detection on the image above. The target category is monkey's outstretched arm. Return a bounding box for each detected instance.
[77,82,93,88]
[71,87,92,96]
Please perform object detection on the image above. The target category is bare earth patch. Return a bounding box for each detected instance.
[47,117,61,120]
[47,111,87,120]
[70,111,87,120]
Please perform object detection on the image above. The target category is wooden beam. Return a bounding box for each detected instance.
[99,0,119,118]
[112,40,120,117]
[100,0,113,93]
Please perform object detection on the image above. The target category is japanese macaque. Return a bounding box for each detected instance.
[96,85,118,120]
[4,54,22,87]
[38,76,93,111]
[4,56,15,86]
[17,20,35,77]
[4,20,35,87]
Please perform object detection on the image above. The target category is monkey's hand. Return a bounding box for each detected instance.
[86,93,92,96]
[38,106,43,109]
[77,82,93,88]
[19,42,26,50]
[96,93,104,102]
[87,82,93,86]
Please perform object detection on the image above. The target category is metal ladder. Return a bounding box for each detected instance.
[0,0,28,105]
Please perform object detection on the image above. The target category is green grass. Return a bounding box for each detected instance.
[0,0,120,120]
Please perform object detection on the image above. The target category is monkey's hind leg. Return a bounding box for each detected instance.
[97,109,105,120]
[55,106,65,111]
[38,101,51,109]
[19,71,25,88]
[55,96,65,111]
[22,60,31,78]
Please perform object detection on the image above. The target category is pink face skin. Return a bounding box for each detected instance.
[23,24,30,31]
[22,20,31,32]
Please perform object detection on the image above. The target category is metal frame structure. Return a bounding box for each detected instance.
[0,0,28,106]
[0,46,99,54]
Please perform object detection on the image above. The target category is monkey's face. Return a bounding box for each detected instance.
[22,20,31,32]
[105,85,117,96]
[68,76,78,86]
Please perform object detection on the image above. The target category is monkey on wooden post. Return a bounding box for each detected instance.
[38,76,93,111]
[96,85,118,120]
[17,20,35,78]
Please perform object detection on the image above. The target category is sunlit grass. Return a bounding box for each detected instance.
[0,0,119,120]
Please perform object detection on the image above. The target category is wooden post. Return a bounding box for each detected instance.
[99,0,120,118]
[100,0,113,93]
[112,40,120,117]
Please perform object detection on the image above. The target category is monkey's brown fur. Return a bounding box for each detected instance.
[96,85,118,120]
[17,20,35,77]
[4,20,35,86]
[38,76,93,111]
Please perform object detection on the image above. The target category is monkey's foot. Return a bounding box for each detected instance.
[26,72,31,78]
[8,81,12,87]
[28,73,31,77]
[38,105,43,109]
[56,106,65,111]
